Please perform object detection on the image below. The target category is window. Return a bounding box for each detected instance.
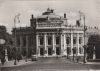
[79,47,83,54]
[73,37,77,44]
[79,37,82,44]
[17,37,20,46]
[56,36,60,45]
[67,47,71,55]
[73,47,77,54]
[48,36,52,45]
[66,37,70,44]
[37,18,47,23]
[23,37,26,47]
[40,37,44,45]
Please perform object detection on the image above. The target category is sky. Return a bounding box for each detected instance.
[0,0,99,34]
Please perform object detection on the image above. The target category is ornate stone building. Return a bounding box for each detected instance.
[12,8,85,57]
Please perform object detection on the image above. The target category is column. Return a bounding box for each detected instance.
[25,36,28,62]
[83,33,85,54]
[77,33,79,55]
[71,33,73,55]
[63,34,67,56]
[36,34,39,56]
[52,34,56,56]
[44,34,47,56]
[60,34,63,56]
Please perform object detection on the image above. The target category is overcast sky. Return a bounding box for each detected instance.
[0,0,99,33]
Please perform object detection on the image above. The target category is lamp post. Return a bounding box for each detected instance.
[83,14,87,63]
[83,45,87,63]
[79,11,87,63]
[14,15,17,65]
[14,13,20,65]
[81,12,86,63]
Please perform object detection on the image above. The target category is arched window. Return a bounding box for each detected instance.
[66,37,70,44]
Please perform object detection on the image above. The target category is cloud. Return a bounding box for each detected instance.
[0,0,98,33]
[58,11,79,20]
[27,10,42,17]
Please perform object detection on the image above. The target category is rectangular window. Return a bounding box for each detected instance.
[48,36,52,45]
[79,37,82,44]
[73,47,77,54]
[17,37,20,47]
[73,37,77,44]
[23,37,26,47]
[67,47,71,55]
[66,37,70,44]
[40,37,44,45]
[56,36,60,45]
[79,47,83,54]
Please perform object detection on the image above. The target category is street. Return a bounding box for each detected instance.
[1,57,100,71]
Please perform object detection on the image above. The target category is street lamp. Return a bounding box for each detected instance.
[83,14,87,63]
[14,13,20,65]
[79,11,87,63]
[14,16,17,65]
[83,45,87,63]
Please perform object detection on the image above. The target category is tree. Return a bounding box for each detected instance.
[87,34,100,59]
[0,45,5,65]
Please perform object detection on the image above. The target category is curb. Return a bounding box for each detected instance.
[0,61,34,68]
[77,62,100,65]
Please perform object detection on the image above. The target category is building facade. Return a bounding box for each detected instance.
[12,8,85,57]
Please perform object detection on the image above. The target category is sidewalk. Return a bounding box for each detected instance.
[1,58,100,68]
[71,58,100,65]
[0,59,33,67]
[78,61,100,65]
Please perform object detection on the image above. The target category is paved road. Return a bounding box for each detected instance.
[1,57,100,71]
